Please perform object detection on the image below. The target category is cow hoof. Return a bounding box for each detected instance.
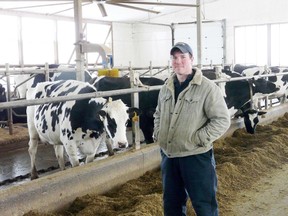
[108,152,115,156]
[30,175,39,180]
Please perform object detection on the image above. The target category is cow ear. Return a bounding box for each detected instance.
[258,111,267,116]
[98,110,107,121]
[127,107,141,118]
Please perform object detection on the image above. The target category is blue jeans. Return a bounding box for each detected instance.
[160,149,218,216]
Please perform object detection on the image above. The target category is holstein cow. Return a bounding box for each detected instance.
[27,80,139,179]
[219,70,279,133]
[267,67,288,100]
[90,76,164,144]
[240,65,288,101]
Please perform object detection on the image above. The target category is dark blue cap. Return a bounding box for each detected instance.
[170,42,193,56]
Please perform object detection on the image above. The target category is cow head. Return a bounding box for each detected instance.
[99,99,140,149]
[234,105,266,134]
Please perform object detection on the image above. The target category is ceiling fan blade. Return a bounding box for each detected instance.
[97,3,108,17]
[106,2,160,14]
[107,1,198,7]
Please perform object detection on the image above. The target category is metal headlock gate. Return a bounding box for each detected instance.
[1,65,288,139]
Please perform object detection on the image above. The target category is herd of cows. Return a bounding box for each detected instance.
[0,64,288,180]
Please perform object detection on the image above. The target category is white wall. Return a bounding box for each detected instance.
[112,0,288,68]
[112,23,135,67]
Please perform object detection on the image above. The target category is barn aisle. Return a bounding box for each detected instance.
[231,163,288,216]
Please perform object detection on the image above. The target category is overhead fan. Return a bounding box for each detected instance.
[95,0,162,17]
[94,0,198,17]
[2,0,198,18]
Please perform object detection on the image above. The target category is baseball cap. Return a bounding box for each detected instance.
[170,42,193,56]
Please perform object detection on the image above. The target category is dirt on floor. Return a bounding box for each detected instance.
[14,113,288,215]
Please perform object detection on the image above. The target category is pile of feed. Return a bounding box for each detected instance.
[25,113,288,216]
[0,124,29,152]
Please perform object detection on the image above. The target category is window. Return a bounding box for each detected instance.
[57,21,75,64]
[235,25,267,66]
[0,14,112,66]
[0,15,19,65]
[271,23,288,66]
[22,17,55,64]
[235,23,288,66]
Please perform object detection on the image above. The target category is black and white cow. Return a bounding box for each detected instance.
[90,76,164,144]
[27,80,138,180]
[219,70,279,133]
[240,65,288,100]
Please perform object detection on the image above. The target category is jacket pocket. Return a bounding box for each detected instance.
[182,95,201,116]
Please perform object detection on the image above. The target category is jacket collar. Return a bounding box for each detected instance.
[167,68,203,87]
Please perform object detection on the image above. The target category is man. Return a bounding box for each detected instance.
[153,42,230,216]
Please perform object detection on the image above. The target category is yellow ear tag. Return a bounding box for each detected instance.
[132,111,139,122]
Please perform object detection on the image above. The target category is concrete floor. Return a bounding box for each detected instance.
[0,129,143,189]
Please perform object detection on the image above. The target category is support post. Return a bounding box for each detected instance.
[129,64,141,150]
[74,0,85,81]
[5,64,13,135]
[196,0,202,69]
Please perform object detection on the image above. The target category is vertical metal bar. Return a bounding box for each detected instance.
[267,24,271,67]
[5,64,13,135]
[196,0,202,69]
[74,0,85,81]
[222,19,227,66]
[17,17,24,67]
[129,63,140,150]
[44,63,49,81]
[54,20,59,64]
[171,23,175,46]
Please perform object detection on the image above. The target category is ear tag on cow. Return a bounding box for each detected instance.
[132,112,139,122]
[108,97,113,103]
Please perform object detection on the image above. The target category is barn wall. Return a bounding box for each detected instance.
[112,22,135,67]
[112,0,288,68]
[130,23,172,67]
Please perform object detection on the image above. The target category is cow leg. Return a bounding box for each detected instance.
[105,138,115,156]
[53,144,65,170]
[85,154,95,163]
[28,137,39,180]
[64,143,80,167]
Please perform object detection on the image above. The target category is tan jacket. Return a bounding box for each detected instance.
[153,69,230,158]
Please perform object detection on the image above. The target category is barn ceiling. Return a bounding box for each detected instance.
[0,0,219,22]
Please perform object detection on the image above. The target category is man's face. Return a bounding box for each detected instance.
[171,51,193,76]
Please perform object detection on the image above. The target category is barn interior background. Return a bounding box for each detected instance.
[0,0,288,215]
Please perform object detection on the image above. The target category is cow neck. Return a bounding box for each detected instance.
[248,79,254,107]
[240,100,252,113]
